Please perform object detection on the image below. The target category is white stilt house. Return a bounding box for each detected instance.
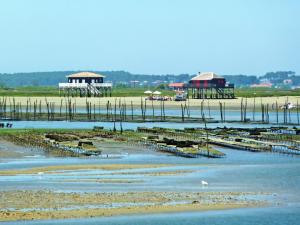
[59,72,112,97]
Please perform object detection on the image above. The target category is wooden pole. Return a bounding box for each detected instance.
[252,97,256,121]
[60,98,63,117]
[207,100,211,119]
[244,98,247,122]
[219,102,223,122]
[297,100,299,125]
[162,100,165,121]
[152,99,154,121]
[131,101,134,121]
[113,98,117,132]
[181,103,185,122]
[140,97,144,121]
[240,98,243,122]
[223,102,226,122]
[98,99,101,121]
[276,101,279,124]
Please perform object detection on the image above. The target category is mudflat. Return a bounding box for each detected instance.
[0,190,262,221]
[0,164,171,176]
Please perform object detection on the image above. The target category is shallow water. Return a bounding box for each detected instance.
[10,107,299,124]
[2,206,300,225]
[1,147,299,194]
[0,132,300,224]
[6,120,300,130]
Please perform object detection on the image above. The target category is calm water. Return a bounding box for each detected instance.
[12,107,299,124]
[5,120,300,130]
[0,147,300,224]
[0,121,299,224]
[3,206,299,225]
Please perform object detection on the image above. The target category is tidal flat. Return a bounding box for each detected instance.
[0,190,261,221]
[0,127,299,224]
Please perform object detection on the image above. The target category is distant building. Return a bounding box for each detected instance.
[250,82,273,88]
[168,82,185,91]
[152,80,164,86]
[58,72,112,97]
[184,72,234,99]
[283,79,293,85]
[130,80,140,88]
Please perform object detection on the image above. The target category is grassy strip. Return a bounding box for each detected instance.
[0,86,299,97]
[0,86,174,97]
[235,87,300,97]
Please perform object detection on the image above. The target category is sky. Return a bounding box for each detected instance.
[0,0,299,75]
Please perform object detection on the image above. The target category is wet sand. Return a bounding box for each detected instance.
[116,170,196,176]
[61,178,144,183]
[0,164,171,176]
[0,138,43,160]
[0,190,261,221]
[0,203,255,221]
[7,96,300,110]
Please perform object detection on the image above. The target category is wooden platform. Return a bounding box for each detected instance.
[58,83,112,97]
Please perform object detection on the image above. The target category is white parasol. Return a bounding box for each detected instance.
[144,90,153,94]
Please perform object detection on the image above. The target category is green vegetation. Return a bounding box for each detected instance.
[0,86,174,97]
[235,87,300,97]
[0,86,299,97]
[0,86,58,97]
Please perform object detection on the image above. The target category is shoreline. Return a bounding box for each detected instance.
[1,96,299,110]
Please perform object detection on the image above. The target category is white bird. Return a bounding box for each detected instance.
[280,102,296,110]
[287,103,295,109]
[201,180,208,186]
[37,172,44,175]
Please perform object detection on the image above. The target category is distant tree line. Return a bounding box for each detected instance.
[222,75,258,87]
[0,70,298,88]
[0,71,190,87]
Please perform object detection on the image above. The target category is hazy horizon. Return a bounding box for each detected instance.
[0,69,297,77]
[0,0,299,75]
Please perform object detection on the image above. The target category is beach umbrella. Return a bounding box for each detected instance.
[144,90,153,94]
[153,91,161,95]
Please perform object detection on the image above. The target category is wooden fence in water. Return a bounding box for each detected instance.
[0,96,299,125]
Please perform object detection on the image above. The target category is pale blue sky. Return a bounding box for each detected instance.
[0,0,299,75]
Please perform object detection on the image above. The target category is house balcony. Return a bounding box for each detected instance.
[59,83,112,89]
[91,83,113,88]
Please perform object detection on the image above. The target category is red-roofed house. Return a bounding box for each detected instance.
[168,82,185,90]
[186,72,234,99]
[250,82,273,88]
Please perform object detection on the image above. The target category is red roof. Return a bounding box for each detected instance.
[169,82,184,88]
[191,72,223,81]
